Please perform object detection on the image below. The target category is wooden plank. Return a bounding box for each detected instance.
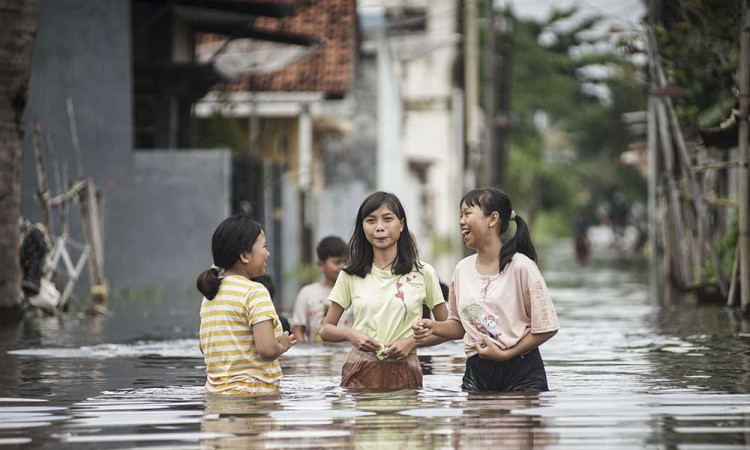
[655,99,691,285]
[656,57,728,297]
[31,121,53,235]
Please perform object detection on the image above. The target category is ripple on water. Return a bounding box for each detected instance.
[1,241,749,449]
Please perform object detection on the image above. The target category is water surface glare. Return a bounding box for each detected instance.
[1,242,749,448]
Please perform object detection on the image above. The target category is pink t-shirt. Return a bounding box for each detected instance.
[448,253,559,357]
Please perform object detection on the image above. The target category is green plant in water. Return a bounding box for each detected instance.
[700,210,738,284]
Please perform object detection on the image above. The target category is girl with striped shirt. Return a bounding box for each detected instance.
[196,214,296,395]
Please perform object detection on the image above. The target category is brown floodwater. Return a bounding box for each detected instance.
[1,241,749,449]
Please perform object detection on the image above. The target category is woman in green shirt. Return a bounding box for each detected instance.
[319,191,448,389]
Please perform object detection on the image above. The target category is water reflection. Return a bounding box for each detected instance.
[0,241,749,448]
[200,390,557,449]
[202,393,364,449]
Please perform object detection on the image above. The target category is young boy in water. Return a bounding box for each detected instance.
[292,236,353,343]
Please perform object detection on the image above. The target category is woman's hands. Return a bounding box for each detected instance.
[474,330,558,362]
[346,329,381,352]
[412,316,464,343]
[382,338,416,360]
[345,330,415,360]
[474,336,512,361]
[412,319,435,343]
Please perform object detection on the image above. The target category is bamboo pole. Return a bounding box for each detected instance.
[676,188,739,208]
[653,49,728,296]
[662,98,728,295]
[47,179,86,206]
[693,160,743,172]
[66,98,85,180]
[739,0,750,315]
[647,94,660,300]
[656,99,691,285]
[77,180,107,314]
[657,191,674,304]
[31,121,53,235]
[646,30,662,301]
[61,164,69,237]
[728,244,740,307]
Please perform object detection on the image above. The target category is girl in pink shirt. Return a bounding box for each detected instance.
[413,188,559,392]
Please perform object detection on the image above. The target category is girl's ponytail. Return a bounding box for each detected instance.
[499,214,537,273]
[196,266,222,300]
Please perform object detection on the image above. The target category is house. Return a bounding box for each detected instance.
[20,0,339,324]
[357,0,469,280]
[193,0,358,309]
[194,0,472,308]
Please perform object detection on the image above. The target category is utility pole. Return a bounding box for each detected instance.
[464,0,480,191]
[738,0,750,315]
[482,0,496,188]
[484,2,512,190]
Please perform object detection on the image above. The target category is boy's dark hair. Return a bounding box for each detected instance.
[316,235,348,262]
[250,274,290,333]
[344,191,421,278]
[251,274,275,299]
[196,214,263,300]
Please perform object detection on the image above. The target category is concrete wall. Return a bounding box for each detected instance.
[123,150,231,290]
[22,0,134,295]
[22,0,232,322]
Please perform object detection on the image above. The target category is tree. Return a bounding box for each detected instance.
[651,0,740,129]
[0,0,41,319]
[505,7,647,237]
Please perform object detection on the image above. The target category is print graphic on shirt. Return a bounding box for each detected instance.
[480,275,498,302]
[481,313,501,339]
[394,274,416,321]
[462,302,501,342]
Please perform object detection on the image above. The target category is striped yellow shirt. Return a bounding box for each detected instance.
[199,275,283,394]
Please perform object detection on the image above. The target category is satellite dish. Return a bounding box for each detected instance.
[198,38,319,80]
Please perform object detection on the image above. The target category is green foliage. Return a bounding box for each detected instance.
[190,94,250,153]
[192,114,249,153]
[506,7,647,237]
[653,0,740,129]
[532,209,576,243]
[430,233,458,259]
[286,263,320,287]
[701,210,738,284]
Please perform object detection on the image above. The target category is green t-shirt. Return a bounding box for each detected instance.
[329,262,445,359]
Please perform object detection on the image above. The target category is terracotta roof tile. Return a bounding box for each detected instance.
[215,0,356,96]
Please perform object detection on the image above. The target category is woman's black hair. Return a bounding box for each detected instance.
[196,214,263,300]
[460,187,537,273]
[344,191,421,278]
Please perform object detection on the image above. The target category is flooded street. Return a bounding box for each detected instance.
[2,241,750,449]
